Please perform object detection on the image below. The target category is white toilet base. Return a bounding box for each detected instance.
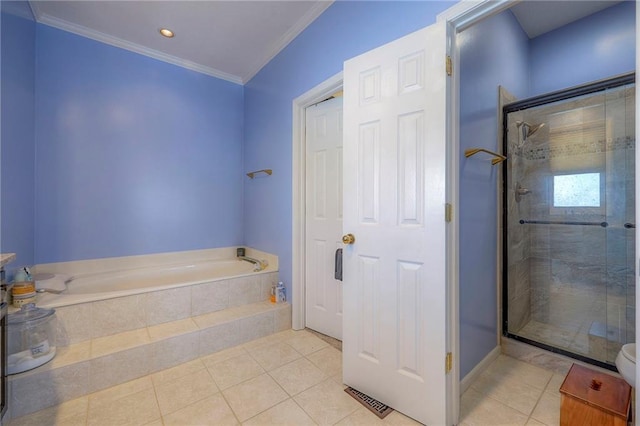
[616,344,636,388]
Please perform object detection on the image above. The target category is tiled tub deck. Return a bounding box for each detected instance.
[6,271,290,420]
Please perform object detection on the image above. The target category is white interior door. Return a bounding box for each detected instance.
[305,96,344,340]
[342,21,449,425]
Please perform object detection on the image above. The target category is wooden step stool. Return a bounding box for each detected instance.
[560,363,631,426]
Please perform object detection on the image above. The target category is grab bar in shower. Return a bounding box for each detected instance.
[519,219,608,227]
[464,148,506,166]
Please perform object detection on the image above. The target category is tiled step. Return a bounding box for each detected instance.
[7,301,291,419]
[6,329,356,426]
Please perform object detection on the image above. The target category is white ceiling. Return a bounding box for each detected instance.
[510,0,624,39]
[29,1,333,84]
[25,1,624,85]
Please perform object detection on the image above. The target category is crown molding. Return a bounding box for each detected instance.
[243,0,334,83]
[33,11,244,85]
[28,0,40,21]
[2,0,36,20]
[27,0,332,85]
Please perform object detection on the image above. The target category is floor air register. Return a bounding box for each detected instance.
[344,387,394,419]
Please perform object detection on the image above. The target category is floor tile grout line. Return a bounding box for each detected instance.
[202,345,250,370]
[202,361,224,393]
[234,372,288,423]
[289,395,320,425]
[83,395,90,426]
[291,377,346,425]
[152,358,207,389]
[330,406,360,425]
[265,358,328,398]
[208,346,292,425]
[285,336,326,357]
[214,379,243,425]
[150,378,164,426]
[477,356,556,418]
[524,380,549,426]
[151,361,220,419]
[205,352,266,391]
[160,351,242,424]
[244,340,304,372]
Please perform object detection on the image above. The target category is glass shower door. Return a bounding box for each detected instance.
[603,83,635,364]
[503,75,635,368]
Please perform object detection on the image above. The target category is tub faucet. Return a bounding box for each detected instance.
[236,248,267,271]
[239,256,267,271]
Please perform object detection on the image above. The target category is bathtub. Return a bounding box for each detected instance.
[30,247,278,309]
[5,248,288,419]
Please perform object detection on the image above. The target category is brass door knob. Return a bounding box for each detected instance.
[342,234,356,244]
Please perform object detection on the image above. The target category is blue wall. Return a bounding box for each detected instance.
[1,8,36,268]
[529,0,635,96]
[244,1,635,378]
[0,0,635,381]
[243,0,451,297]
[34,26,244,263]
[457,1,635,378]
[458,10,530,379]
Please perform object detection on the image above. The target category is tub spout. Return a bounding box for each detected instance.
[238,256,267,271]
[36,288,65,294]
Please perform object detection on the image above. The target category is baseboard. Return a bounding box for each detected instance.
[460,346,501,394]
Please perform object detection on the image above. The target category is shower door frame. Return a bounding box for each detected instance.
[501,72,636,370]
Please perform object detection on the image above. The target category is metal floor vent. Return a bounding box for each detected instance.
[344,387,394,419]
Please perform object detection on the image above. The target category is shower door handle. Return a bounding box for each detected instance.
[624,223,635,229]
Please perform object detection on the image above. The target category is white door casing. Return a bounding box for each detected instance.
[305,96,344,339]
[342,21,448,426]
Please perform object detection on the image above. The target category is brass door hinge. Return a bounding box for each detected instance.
[445,352,453,373]
[446,55,452,76]
[445,203,453,223]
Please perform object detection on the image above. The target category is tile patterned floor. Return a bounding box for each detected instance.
[514,280,632,365]
[8,330,564,426]
[460,354,564,426]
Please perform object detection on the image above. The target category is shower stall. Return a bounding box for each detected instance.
[503,73,636,368]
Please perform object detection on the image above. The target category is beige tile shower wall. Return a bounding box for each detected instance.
[507,259,530,333]
[506,146,532,333]
[518,93,635,347]
[55,272,280,345]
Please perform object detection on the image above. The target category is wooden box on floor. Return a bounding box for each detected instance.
[560,363,631,426]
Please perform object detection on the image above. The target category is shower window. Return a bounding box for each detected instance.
[502,73,635,370]
[553,173,601,207]
[551,172,604,216]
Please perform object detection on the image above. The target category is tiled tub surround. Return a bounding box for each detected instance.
[6,248,291,420]
[505,84,636,364]
[32,247,277,309]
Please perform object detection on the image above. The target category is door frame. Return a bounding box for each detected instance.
[291,1,516,424]
[292,71,343,331]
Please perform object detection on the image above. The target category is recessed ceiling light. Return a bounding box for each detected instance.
[159,28,174,38]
